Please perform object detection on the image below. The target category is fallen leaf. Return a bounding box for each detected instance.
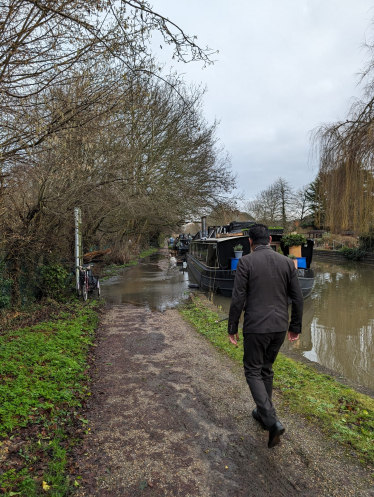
[148,481,154,487]
[42,481,50,491]
[225,466,228,469]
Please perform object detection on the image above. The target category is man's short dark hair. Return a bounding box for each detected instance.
[248,224,270,245]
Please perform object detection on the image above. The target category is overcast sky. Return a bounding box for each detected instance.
[151,0,374,202]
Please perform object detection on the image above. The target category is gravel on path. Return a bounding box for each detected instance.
[76,303,374,496]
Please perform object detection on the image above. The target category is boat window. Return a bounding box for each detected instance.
[190,243,219,267]
[207,245,219,267]
[197,244,208,262]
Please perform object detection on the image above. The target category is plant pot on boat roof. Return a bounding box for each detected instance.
[287,254,298,269]
[282,233,307,258]
[233,244,243,259]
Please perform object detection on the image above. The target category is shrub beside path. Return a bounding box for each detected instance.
[76,303,374,496]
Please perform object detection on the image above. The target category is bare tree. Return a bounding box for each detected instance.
[0,0,216,169]
[244,177,294,228]
[294,186,311,224]
[274,177,294,228]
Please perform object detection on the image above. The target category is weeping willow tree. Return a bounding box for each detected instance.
[314,116,374,233]
[313,33,374,234]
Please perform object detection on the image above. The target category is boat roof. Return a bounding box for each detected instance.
[193,236,248,243]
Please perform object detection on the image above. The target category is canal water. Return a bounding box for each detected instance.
[102,253,374,391]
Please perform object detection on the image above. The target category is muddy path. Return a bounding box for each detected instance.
[75,302,374,496]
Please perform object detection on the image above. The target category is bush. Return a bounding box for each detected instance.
[39,263,70,299]
[106,244,132,265]
[359,230,374,252]
[338,247,366,261]
[301,222,313,229]
[282,233,307,247]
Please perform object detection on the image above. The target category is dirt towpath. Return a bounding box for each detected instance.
[76,304,374,496]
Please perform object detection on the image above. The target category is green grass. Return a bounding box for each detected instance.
[0,300,100,496]
[138,247,159,259]
[180,295,374,466]
[101,247,159,280]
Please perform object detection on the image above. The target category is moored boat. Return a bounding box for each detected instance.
[187,220,315,299]
[173,233,191,256]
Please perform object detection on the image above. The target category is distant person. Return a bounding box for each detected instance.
[228,224,303,448]
[169,236,174,245]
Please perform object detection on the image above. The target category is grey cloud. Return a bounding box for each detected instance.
[152,0,373,198]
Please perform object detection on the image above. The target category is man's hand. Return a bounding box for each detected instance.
[288,331,299,342]
[229,333,240,347]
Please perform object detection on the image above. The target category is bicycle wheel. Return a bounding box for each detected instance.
[82,283,88,301]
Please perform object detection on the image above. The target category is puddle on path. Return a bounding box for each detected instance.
[101,253,191,312]
[101,253,374,390]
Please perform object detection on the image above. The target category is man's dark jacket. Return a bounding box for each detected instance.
[228,245,303,335]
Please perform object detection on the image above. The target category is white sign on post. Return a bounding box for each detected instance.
[74,207,82,294]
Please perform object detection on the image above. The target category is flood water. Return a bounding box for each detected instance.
[102,253,191,311]
[102,253,374,391]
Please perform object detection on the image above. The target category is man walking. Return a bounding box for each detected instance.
[228,224,303,448]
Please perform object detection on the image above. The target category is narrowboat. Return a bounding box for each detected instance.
[173,233,191,256]
[186,219,315,299]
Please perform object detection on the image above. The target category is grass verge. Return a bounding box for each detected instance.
[179,295,374,466]
[0,300,101,496]
[101,247,159,280]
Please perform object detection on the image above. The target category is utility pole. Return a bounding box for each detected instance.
[74,207,82,293]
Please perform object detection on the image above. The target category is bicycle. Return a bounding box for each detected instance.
[77,264,100,301]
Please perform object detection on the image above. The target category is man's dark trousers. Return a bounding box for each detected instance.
[243,331,286,429]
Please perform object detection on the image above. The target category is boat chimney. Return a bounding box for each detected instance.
[201,216,207,238]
